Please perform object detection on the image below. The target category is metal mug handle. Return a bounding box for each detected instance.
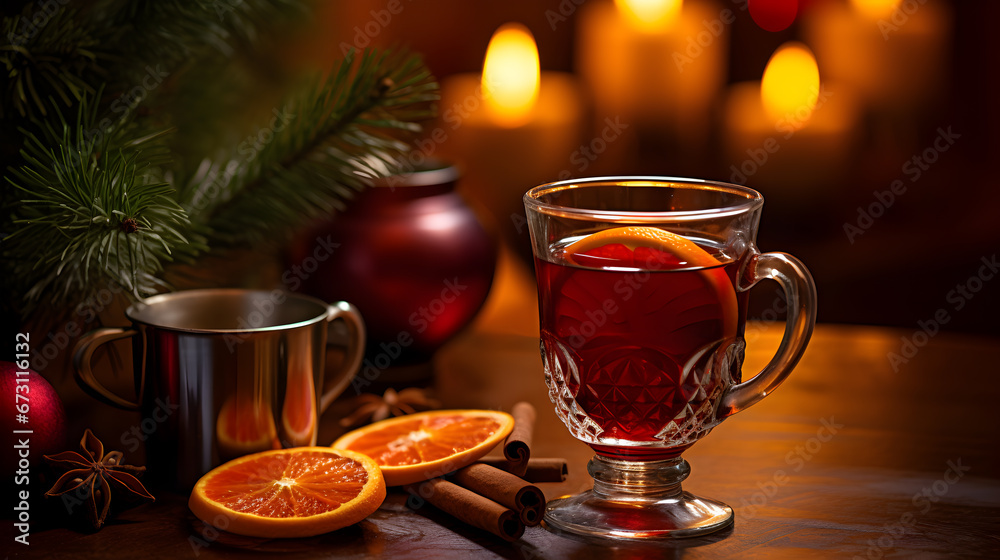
[717,252,817,418]
[319,301,366,412]
[73,327,143,411]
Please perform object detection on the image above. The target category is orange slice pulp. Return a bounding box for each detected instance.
[565,226,723,270]
[563,226,739,339]
[331,410,515,486]
[189,447,386,538]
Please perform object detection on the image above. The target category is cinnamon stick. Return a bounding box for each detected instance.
[479,457,568,483]
[503,401,536,477]
[452,463,545,527]
[404,478,525,542]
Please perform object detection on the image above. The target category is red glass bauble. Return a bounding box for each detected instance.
[287,163,497,369]
[1,361,68,467]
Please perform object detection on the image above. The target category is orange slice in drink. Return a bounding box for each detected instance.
[546,226,742,442]
[566,226,723,270]
[189,447,386,538]
[562,226,739,341]
[331,410,514,486]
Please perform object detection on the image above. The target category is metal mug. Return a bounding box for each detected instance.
[72,289,365,489]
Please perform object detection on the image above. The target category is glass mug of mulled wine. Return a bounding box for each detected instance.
[524,177,817,539]
[72,289,364,489]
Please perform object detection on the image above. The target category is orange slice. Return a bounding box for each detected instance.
[566,226,722,269]
[331,410,515,486]
[189,447,386,538]
[563,226,739,339]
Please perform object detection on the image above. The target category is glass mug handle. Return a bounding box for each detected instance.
[319,301,366,412]
[73,328,143,411]
[718,252,817,418]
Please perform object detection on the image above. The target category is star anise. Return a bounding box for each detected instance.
[340,387,441,427]
[44,429,155,530]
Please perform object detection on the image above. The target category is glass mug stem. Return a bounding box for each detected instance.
[545,456,733,539]
[591,455,688,500]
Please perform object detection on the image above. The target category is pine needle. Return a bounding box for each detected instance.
[1,3,439,325]
[183,47,438,248]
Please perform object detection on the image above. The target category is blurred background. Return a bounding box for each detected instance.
[282,0,998,335]
[3,0,994,474]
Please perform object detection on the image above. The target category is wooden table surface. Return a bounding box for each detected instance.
[6,254,1000,558]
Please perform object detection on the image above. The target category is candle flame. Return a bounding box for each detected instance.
[850,0,902,19]
[615,0,683,31]
[761,42,820,130]
[482,23,540,128]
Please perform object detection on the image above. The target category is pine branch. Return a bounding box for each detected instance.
[91,0,304,84]
[3,96,202,314]
[182,47,439,247]
[0,5,442,327]
[1,5,102,119]
[0,0,300,139]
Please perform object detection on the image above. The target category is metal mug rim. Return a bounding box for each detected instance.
[125,288,333,334]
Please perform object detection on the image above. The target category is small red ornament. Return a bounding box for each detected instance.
[749,0,799,32]
[1,361,68,466]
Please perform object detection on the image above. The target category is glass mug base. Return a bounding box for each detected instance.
[544,455,733,539]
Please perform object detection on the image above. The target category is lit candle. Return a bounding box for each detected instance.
[481,24,540,128]
[803,0,952,114]
[721,42,860,196]
[437,23,585,251]
[577,0,728,144]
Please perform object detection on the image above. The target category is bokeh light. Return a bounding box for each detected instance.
[761,41,820,127]
[482,23,540,128]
